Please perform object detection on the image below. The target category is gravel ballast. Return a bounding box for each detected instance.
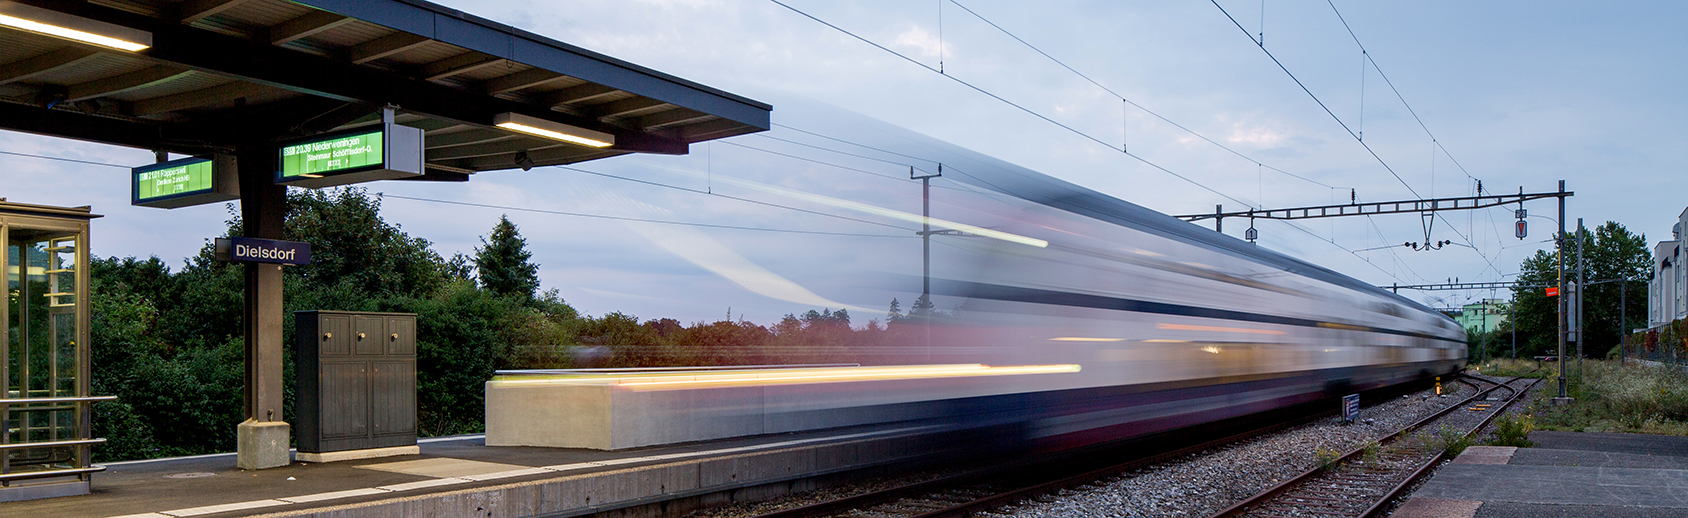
[687,381,1478,518]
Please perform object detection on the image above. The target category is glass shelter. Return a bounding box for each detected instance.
[0,201,108,501]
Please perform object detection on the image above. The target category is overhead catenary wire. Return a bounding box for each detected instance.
[0,149,130,168]
[756,122,1414,286]
[1210,0,1506,280]
[0,145,917,238]
[1273,218,1408,285]
[1326,0,1478,183]
[944,0,1346,191]
[766,0,1256,209]
[1210,0,1416,198]
[931,0,1442,283]
[780,122,1417,286]
[381,194,913,239]
[1326,0,1521,278]
[553,163,917,232]
[764,1,1443,284]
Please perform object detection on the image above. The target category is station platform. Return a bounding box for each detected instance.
[1393,431,1688,518]
[2,423,958,518]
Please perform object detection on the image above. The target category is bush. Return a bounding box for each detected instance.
[1314,447,1343,471]
[1489,413,1534,447]
[1528,360,1688,435]
[1438,426,1475,458]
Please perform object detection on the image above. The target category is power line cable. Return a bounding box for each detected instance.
[1326,0,1477,183]
[551,164,917,231]
[766,0,1256,208]
[945,0,1345,191]
[1325,0,1520,276]
[1210,0,1417,199]
[774,122,941,165]
[1274,218,1407,284]
[380,194,914,238]
[1211,0,1504,279]
[0,141,917,235]
[769,122,1411,285]
[0,149,130,168]
[931,1,1438,279]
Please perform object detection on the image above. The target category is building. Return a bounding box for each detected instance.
[1651,240,1680,328]
[1648,209,1688,329]
[1455,299,1507,334]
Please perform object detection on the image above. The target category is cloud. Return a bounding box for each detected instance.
[892,25,950,59]
[1226,123,1288,147]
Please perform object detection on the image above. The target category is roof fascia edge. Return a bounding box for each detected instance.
[292,0,770,129]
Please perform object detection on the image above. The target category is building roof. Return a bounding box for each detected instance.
[0,0,771,178]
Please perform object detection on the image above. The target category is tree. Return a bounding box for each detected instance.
[475,215,540,303]
[910,294,936,316]
[1507,221,1648,359]
[282,188,448,301]
[445,252,475,282]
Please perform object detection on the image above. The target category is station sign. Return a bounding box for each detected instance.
[132,156,238,209]
[275,122,423,189]
[214,237,311,266]
[1342,394,1360,423]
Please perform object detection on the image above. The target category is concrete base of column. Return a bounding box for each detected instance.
[237,419,291,470]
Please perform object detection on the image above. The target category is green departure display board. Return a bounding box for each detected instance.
[278,129,384,179]
[274,119,423,189]
[132,156,237,209]
[135,158,214,201]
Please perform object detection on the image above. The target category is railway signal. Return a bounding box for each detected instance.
[1515,208,1528,239]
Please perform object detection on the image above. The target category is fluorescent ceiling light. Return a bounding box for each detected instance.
[0,2,151,52]
[493,112,614,148]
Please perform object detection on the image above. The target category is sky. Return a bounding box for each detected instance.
[2,0,1684,325]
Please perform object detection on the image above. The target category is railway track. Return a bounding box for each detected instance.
[1207,375,1540,518]
[737,378,1474,518]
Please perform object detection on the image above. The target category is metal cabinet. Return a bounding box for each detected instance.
[295,311,417,454]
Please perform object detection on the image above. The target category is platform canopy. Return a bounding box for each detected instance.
[0,0,772,178]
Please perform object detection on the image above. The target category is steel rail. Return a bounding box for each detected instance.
[1359,376,1541,518]
[748,404,1339,518]
[1204,375,1509,518]
[903,417,1316,518]
[747,380,1440,518]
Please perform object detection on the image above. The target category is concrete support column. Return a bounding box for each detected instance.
[237,146,290,470]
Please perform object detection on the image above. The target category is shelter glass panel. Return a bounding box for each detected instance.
[0,207,100,488]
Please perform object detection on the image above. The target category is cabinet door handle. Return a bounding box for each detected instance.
[358,333,366,340]
[323,332,333,340]
[391,333,398,341]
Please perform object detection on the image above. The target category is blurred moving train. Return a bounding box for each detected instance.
[486,103,1468,451]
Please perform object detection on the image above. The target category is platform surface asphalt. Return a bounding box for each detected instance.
[1392,431,1688,518]
[0,423,935,518]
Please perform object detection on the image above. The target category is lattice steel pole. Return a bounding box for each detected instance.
[1556,181,1568,400]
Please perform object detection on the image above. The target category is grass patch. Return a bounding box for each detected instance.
[1438,426,1475,458]
[1474,358,1553,378]
[1525,360,1688,435]
[1314,447,1343,471]
[1488,413,1534,447]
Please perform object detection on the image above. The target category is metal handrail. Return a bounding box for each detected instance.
[0,466,105,482]
[0,438,105,450]
[0,395,117,405]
